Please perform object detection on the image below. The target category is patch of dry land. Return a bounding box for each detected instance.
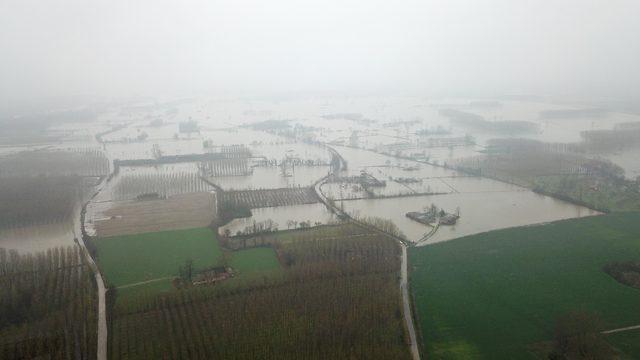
[88,192,216,237]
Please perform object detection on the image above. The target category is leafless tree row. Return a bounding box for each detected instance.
[199,158,251,177]
[112,172,213,200]
[0,245,98,360]
[220,187,317,209]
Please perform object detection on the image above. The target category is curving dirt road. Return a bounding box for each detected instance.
[602,324,640,334]
[401,244,421,360]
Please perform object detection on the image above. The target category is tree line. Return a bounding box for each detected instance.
[0,246,98,360]
[108,224,410,359]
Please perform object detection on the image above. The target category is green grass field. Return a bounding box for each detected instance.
[230,247,281,274]
[95,227,222,288]
[409,212,640,359]
[607,330,640,359]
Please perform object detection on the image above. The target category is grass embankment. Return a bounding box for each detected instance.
[409,212,640,359]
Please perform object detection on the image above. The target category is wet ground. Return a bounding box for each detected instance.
[2,96,637,252]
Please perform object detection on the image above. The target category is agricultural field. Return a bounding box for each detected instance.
[220,223,367,250]
[205,165,330,190]
[219,187,318,209]
[114,230,284,303]
[111,172,213,201]
[199,158,252,177]
[607,331,640,359]
[229,247,281,275]
[94,227,222,288]
[108,223,410,359]
[219,202,337,237]
[87,192,217,237]
[0,246,98,359]
[409,212,640,359]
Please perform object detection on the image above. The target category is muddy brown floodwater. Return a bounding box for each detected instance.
[329,145,600,245]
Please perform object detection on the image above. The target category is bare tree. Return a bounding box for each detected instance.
[549,310,613,360]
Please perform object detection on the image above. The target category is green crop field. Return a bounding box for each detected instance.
[607,331,640,359]
[230,247,281,274]
[95,227,222,288]
[409,212,640,359]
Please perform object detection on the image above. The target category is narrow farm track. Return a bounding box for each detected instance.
[602,324,640,334]
[77,176,110,360]
[313,150,421,360]
[116,276,174,290]
[401,244,420,360]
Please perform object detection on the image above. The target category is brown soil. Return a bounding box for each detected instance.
[94,192,216,237]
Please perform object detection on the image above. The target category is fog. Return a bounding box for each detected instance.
[3,2,640,358]
[2,0,639,102]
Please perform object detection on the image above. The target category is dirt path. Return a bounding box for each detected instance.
[401,244,421,360]
[116,277,174,290]
[602,324,640,334]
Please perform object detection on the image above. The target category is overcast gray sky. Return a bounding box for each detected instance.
[1,0,639,102]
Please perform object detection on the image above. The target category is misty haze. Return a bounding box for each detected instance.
[1,1,640,359]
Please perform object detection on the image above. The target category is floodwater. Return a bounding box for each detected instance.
[286,98,640,176]
[0,220,77,253]
[593,148,640,180]
[341,191,599,245]
[329,142,600,245]
[219,202,336,236]
[2,96,637,253]
[209,165,330,190]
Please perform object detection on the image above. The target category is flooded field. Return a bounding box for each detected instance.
[2,96,636,253]
[219,202,336,237]
[593,148,640,180]
[87,192,216,237]
[208,165,330,190]
[0,220,77,253]
[341,191,599,244]
[328,142,600,245]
